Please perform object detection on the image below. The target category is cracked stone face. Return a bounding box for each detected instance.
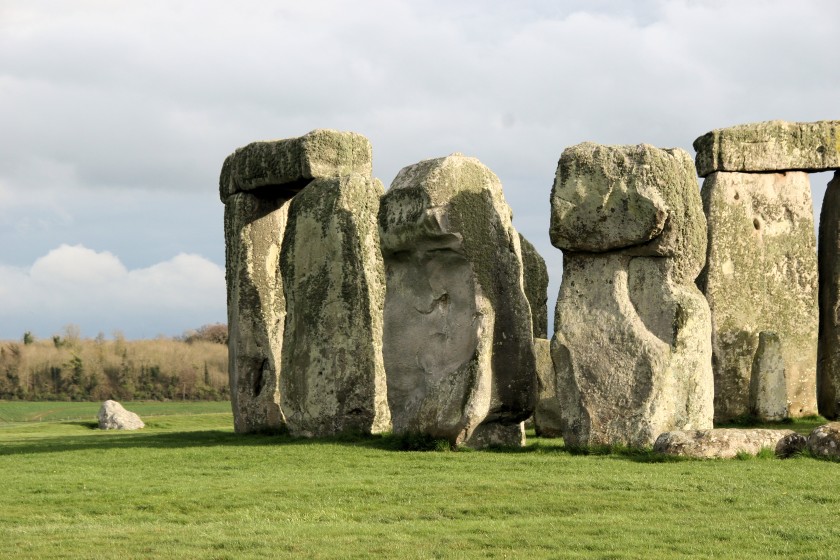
[379,153,536,447]
[382,233,480,435]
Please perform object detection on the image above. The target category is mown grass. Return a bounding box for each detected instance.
[1,407,838,559]
[0,400,231,424]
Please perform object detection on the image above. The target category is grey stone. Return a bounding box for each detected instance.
[519,234,549,338]
[379,153,536,448]
[775,432,807,458]
[806,422,840,460]
[280,174,391,437]
[818,171,840,419]
[221,129,379,435]
[219,129,372,202]
[749,331,788,421]
[694,120,840,177]
[533,338,561,438]
[224,192,288,434]
[654,428,796,459]
[97,400,144,430]
[698,171,818,422]
[551,143,713,448]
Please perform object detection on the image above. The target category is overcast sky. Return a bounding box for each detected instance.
[1,0,838,340]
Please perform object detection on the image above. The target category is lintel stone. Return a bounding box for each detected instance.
[219,129,373,202]
[694,120,840,178]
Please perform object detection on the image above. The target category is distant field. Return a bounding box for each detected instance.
[0,400,231,424]
[0,403,838,559]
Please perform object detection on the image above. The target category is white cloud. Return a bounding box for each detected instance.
[0,244,225,339]
[0,0,838,337]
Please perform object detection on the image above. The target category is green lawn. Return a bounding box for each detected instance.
[0,405,838,559]
[0,400,231,424]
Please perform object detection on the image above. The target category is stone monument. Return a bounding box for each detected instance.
[378,153,537,448]
[549,142,714,448]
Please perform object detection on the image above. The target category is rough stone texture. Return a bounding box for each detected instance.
[748,331,788,421]
[698,171,818,422]
[550,143,713,448]
[280,174,391,437]
[818,172,840,419]
[379,153,536,448]
[653,428,797,459]
[97,400,144,430]
[221,129,377,435]
[775,432,807,458]
[224,193,288,434]
[519,234,549,338]
[219,129,372,202]
[533,338,561,437]
[806,422,840,460]
[693,120,840,178]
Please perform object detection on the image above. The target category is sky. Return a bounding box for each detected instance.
[1,0,838,340]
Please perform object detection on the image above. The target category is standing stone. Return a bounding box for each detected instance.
[519,234,549,338]
[224,193,288,433]
[532,337,561,437]
[280,174,391,437]
[98,400,144,430]
[550,143,713,448]
[220,129,373,434]
[818,172,840,419]
[749,331,787,421]
[693,120,840,178]
[379,153,536,448]
[697,170,818,421]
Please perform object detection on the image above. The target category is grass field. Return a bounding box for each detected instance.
[0,401,231,424]
[1,403,838,559]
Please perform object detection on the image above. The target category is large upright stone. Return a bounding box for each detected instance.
[698,171,818,421]
[224,193,288,433]
[519,234,549,339]
[550,143,713,448]
[379,153,536,447]
[221,129,374,434]
[694,120,840,178]
[818,172,840,419]
[280,174,391,437]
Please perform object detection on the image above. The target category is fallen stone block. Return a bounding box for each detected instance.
[654,428,797,459]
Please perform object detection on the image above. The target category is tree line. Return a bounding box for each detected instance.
[0,324,229,401]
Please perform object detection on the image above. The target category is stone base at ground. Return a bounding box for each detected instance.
[533,338,561,438]
[807,422,840,460]
[98,400,144,430]
[653,429,796,459]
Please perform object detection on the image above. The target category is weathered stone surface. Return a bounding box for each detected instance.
[97,400,144,430]
[224,192,288,434]
[694,120,840,177]
[219,129,372,202]
[379,153,536,447]
[749,331,787,421]
[806,422,840,460]
[654,428,796,459]
[818,172,840,419]
[533,338,561,438]
[551,143,713,448]
[280,174,390,437]
[775,432,807,458]
[550,143,707,281]
[698,171,818,421]
[519,234,549,338]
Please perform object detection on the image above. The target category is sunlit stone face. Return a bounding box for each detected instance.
[382,233,479,434]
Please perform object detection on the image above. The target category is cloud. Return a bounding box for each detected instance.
[0,1,838,337]
[0,244,225,339]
